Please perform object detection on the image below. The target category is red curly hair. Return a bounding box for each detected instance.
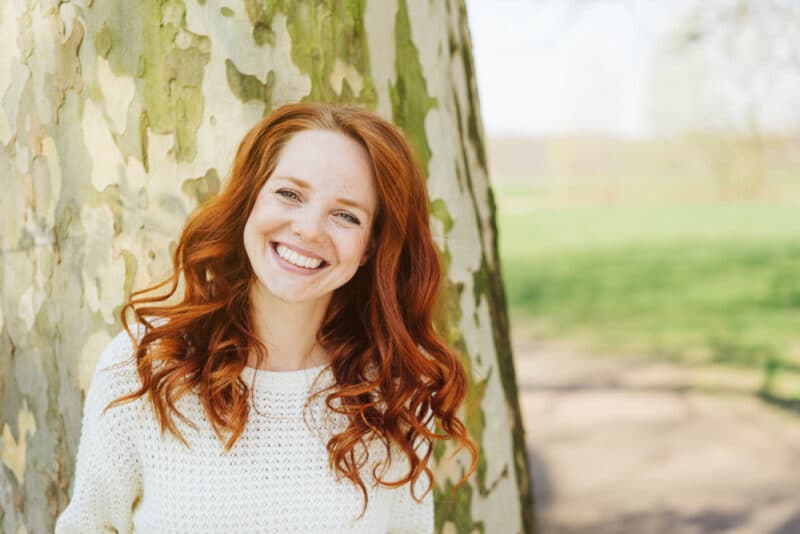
[108,102,477,516]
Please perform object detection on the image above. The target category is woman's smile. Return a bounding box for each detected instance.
[269,241,329,275]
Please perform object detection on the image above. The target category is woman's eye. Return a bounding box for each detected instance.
[275,189,359,225]
[338,212,361,225]
[276,189,300,201]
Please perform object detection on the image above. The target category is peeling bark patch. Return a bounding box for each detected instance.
[181,167,220,206]
[329,58,364,97]
[161,46,208,160]
[1,399,37,485]
[81,99,124,192]
[95,24,112,58]
[244,0,376,105]
[242,0,280,47]
[436,477,485,534]
[53,16,85,114]
[464,362,491,495]
[139,111,150,170]
[80,204,126,324]
[225,59,273,107]
[17,246,48,331]
[79,331,111,394]
[390,0,437,169]
[453,10,486,172]
[0,1,20,144]
[39,137,62,228]
[287,0,376,104]
[96,56,135,134]
[141,0,210,162]
[18,8,33,61]
[429,198,453,233]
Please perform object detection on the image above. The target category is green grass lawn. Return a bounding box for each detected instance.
[497,191,800,399]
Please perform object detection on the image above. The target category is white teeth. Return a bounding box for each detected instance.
[276,244,322,269]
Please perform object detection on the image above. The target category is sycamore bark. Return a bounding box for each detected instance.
[0,1,535,532]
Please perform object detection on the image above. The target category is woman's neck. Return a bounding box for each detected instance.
[247,282,332,371]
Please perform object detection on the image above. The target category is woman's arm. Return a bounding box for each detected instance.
[55,332,144,534]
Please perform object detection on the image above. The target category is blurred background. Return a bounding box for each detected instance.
[467,0,800,532]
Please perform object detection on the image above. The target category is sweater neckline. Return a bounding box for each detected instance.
[240,362,333,394]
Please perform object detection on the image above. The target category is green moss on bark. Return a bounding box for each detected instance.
[435,478,486,534]
[242,0,376,106]
[225,59,275,109]
[390,0,437,170]
[430,199,454,234]
[181,168,220,206]
[90,0,210,163]
[95,25,113,58]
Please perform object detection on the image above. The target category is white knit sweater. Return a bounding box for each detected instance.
[55,329,433,533]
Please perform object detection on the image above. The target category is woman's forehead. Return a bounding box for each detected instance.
[270,130,377,207]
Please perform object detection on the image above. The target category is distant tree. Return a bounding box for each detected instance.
[644,0,800,197]
[648,0,800,136]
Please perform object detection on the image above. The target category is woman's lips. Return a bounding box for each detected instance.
[271,241,326,262]
[269,242,328,274]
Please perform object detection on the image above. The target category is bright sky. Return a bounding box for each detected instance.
[465,0,800,138]
[465,0,680,137]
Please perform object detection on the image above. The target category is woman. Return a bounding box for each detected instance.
[56,102,477,533]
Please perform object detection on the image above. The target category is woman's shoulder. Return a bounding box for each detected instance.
[89,319,164,400]
[97,316,168,369]
[97,323,145,370]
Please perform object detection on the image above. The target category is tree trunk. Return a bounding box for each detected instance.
[0,1,535,532]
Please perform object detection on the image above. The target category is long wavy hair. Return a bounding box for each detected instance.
[108,102,478,515]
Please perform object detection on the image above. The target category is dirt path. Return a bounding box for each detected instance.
[513,339,800,534]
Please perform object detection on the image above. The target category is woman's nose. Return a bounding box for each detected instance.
[291,208,325,242]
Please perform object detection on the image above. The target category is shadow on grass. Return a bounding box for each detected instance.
[540,508,750,534]
[758,391,800,416]
[774,510,800,534]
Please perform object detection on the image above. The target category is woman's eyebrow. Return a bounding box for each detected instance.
[276,175,371,215]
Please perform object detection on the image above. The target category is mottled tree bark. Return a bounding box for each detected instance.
[0,1,535,532]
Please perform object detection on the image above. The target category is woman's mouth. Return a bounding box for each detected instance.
[270,242,329,272]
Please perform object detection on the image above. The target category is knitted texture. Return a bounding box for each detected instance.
[55,329,433,533]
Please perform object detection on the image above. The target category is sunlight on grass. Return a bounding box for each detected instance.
[496,188,800,387]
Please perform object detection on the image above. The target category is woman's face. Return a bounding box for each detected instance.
[243,129,378,306]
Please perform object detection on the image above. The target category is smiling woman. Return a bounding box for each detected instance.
[243,129,377,319]
[55,102,477,533]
